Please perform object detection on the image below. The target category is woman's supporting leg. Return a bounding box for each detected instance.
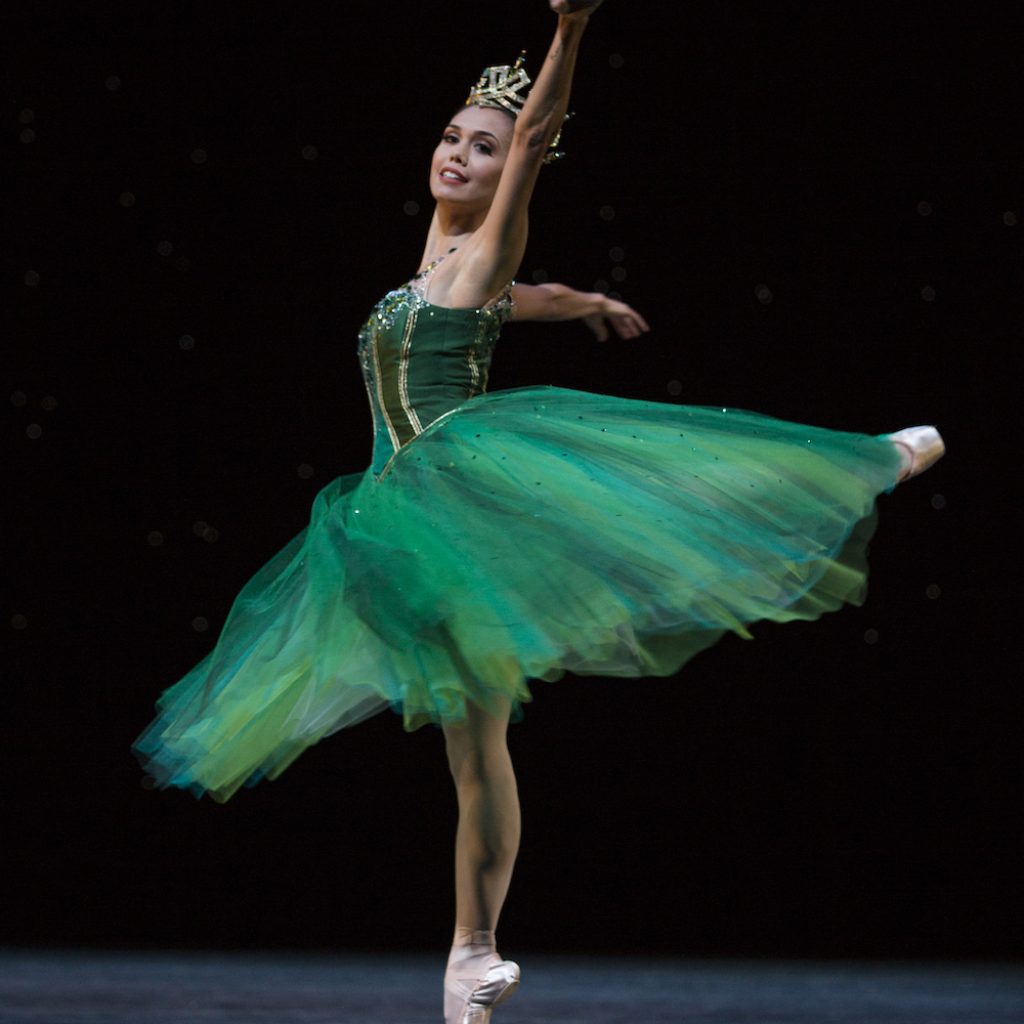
[442,697,522,1023]
[444,696,521,933]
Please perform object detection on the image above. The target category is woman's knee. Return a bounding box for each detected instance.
[445,728,510,778]
[443,700,513,780]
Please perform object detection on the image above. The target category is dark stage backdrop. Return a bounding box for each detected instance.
[6,2,1022,961]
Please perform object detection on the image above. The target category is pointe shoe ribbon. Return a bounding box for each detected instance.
[888,425,945,481]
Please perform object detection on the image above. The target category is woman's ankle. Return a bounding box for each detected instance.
[452,926,496,949]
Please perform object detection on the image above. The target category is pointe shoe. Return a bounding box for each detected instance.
[444,957,520,1024]
[887,425,945,481]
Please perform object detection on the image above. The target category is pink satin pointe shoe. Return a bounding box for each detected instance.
[444,931,520,1024]
[887,425,945,481]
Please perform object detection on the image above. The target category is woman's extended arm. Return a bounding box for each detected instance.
[510,282,650,340]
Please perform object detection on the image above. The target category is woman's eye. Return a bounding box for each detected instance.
[475,143,493,155]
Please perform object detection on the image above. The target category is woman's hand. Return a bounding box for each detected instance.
[550,0,605,17]
[509,283,649,339]
[582,295,650,342]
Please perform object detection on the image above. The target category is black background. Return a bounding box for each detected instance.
[6,2,1022,961]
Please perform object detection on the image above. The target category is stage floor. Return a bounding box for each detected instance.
[1,948,1022,1023]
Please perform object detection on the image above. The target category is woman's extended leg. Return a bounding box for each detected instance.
[442,697,522,1023]
[887,425,945,480]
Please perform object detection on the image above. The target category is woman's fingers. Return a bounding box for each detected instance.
[600,314,639,340]
[613,316,640,339]
[605,302,650,339]
[582,313,609,341]
[584,302,650,341]
[550,0,605,16]
[607,298,645,320]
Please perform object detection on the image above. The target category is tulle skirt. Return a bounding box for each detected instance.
[132,385,903,801]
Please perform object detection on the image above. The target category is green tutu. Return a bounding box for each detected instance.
[132,385,902,802]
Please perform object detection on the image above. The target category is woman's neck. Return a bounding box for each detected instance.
[421,204,485,266]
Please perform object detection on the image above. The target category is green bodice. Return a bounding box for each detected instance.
[357,273,514,477]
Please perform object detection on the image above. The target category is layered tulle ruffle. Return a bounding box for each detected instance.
[132,386,903,801]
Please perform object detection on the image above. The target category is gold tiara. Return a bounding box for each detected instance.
[465,51,532,116]
[465,51,570,164]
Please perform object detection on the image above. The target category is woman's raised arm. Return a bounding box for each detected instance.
[454,2,605,303]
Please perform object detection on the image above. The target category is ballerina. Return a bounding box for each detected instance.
[133,3,944,1021]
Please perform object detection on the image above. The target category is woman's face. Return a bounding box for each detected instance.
[429,105,513,212]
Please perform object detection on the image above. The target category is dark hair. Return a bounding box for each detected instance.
[449,104,516,129]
